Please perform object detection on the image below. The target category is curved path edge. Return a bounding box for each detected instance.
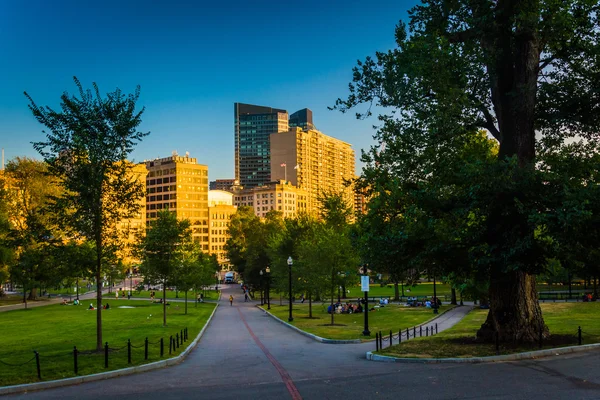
[257,306,362,344]
[258,303,470,345]
[0,303,220,396]
[366,342,600,363]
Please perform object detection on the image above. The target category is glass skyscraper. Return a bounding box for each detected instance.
[234,103,288,188]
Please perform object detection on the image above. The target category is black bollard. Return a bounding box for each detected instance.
[578,326,582,345]
[181,329,184,343]
[420,326,422,337]
[128,339,131,364]
[389,330,392,345]
[406,328,409,340]
[176,333,180,348]
[169,335,173,354]
[145,337,149,360]
[74,346,78,375]
[160,338,164,357]
[379,331,383,349]
[426,326,429,337]
[399,330,401,344]
[436,323,438,334]
[104,342,109,368]
[34,351,41,379]
[376,332,379,351]
[413,326,416,337]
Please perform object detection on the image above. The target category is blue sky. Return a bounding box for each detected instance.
[0,0,417,180]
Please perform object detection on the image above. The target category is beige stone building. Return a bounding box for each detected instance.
[269,127,355,216]
[232,180,308,219]
[117,162,148,266]
[208,190,237,269]
[145,153,209,250]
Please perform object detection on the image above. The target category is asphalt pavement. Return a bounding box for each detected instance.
[5,284,600,399]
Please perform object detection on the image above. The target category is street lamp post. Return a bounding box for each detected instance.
[337,272,345,303]
[287,256,293,322]
[215,271,219,292]
[129,271,133,299]
[259,269,264,306]
[362,265,370,336]
[433,271,439,314]
[265,266,271,310]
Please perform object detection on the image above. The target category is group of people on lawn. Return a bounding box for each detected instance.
[327,301,364,314]
[407,297,442,308]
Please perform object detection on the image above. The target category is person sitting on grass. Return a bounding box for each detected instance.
[73,299,79,305]
[61,299,68,305]
[103,303,110,310]
[88,303,95,310]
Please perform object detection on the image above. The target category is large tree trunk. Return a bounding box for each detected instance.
[451,288,457,305]
[394,282,399,301]
[27,287,38,301]
[477,270,547,342]
[476,2,545,343]
[308,293,312,318]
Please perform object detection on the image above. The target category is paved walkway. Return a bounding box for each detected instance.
[4,285,600,399]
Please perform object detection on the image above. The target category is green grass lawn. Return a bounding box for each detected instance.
[346,283,452,299]
[0,300,216,386]
[127,289,219,301]
[379,302,600,359]
[265,303,453,341]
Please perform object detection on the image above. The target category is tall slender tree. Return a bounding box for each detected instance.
[27,77,148,350]
[138,210,191,326]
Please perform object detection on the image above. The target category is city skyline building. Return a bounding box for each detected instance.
[232,180,308,219]
[269,127,356,215]
[209,179,236,191]
[145,152,209,250]
[208,190,236,269]
[234,103,288,189]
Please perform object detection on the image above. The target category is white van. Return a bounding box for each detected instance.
[224,272,235,284]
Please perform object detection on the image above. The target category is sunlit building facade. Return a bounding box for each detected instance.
[208,190,236,269]
[145,153,209,250]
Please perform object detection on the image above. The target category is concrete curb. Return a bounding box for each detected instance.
[0,303,220,396]
[366,342,600,363]
[258,306,362,344]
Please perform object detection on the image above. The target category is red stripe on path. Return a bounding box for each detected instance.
[237,308,303,400]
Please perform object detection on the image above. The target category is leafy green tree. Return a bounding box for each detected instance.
[297,223,359,325]
[138,210,191,326]
[334,1,600,342]
[27,77,148,349]
[3,158,63,300]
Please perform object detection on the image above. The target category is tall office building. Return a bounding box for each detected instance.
[234,103,288,189]
[145,153,209,250]
[232,180,308,219]
[270,127,356,215]
[209,179,236,191]
[289,108,315,130]
[208,190,237,269]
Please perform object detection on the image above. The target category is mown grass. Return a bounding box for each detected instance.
[128,289,219,301]
[346,283,452,299]
[265,303,453,341]
[379,302,600,359]
[0,300,216,386]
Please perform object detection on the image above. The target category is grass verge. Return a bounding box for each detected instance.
[0,300,216,386]
[378,302,600,359]
[124,289,219,301]
[265,303,453,341]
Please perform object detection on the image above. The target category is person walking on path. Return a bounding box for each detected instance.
[244,292,249,302]
[229,295,234,306]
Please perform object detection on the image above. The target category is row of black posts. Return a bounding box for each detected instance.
[375,325,586,354]
[36,327,189,379]
[375,324,438,351]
